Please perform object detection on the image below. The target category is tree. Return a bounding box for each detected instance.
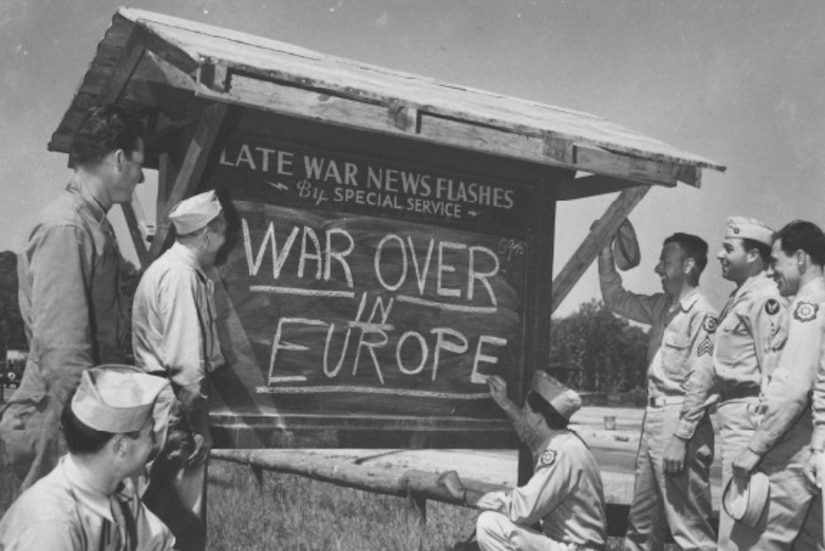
[549,299,648,393]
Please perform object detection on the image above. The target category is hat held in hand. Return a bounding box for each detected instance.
[722,471,769,528]
[613,218,641,271]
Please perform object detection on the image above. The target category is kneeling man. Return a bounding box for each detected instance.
[439,371,606,551]
[0,365,176,551]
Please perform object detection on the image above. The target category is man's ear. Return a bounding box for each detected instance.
[111,435,129,458]
[684,257,696,277]
[795,249,808,273]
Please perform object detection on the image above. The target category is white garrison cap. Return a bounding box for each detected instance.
[532,371,582,420]
[72,365,172,436]
[725,217,774,246]
[169,190,223,235]
[722,470,769,528]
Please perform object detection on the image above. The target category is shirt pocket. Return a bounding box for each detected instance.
[714,315,750,366]
[661,333,691,378]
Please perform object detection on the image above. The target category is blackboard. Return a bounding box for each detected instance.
[199,113,558,446]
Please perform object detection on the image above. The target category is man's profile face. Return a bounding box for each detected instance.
[203,212,228,266]
[768,239,800,297]
[654,242,688,298]
[110,137,145,204]
[121,419,156,478]
[717,237,749,283]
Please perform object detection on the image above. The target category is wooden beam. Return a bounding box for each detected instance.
[573,144,679,187]
[98,33,146,104]
[149,103,229,260]
[121,199,150,268]
[556,174,635,201]
[551,185,650,313]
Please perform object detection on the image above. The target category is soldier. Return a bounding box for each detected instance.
[0,365,176,550]
[132,190,227,551]
[438,371,606,551]
[669,217,788,550]
[600,230,717,550]
[728,220,825,549]
[0,105,144,490]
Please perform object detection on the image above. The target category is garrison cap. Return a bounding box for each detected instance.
[169,190,223,235]
[722,470,769,528]
[72,365,173,438]
[532,371,582,420]
[725,217,774,246]
[613,218,641,271]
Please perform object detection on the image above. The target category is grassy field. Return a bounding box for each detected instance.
[0,459,625,550]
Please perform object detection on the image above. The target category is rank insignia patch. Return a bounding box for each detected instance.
[697,336,714,357]
[539,450,557,467]
[702,315,718,333]
[794,302,818,322]
[765,299,780,316]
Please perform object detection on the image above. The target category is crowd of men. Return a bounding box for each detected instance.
[0,102,824,551]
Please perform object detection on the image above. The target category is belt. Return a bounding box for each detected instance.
[648,396,684,408]
[719,386,760,403]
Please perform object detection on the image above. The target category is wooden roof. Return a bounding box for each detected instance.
[50,8,725,188]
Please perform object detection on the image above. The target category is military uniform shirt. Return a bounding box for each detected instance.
[0,455,175,551]
[677,272,788,438]
[599,263,718,435]
[749,277,825,455]
[132,242,224,396]
[475,431,607,548]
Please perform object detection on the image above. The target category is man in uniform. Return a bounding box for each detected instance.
[600,231,718,550]
[728,220,825,549]
[670,217,788,550]
[132,190,227,551]
[0,105,145,490]
[438,371,606,551]
[0,364,176,551]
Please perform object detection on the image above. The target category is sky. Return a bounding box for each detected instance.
[1,0,824,316]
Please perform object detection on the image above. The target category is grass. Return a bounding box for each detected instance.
[0,459,625,550]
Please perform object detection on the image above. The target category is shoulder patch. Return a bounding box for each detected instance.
[794,302,819,323]
[765,299,780,316]
[702,314,718,333]
[539,450,557,467]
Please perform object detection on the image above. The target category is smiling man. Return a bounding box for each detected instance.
[673,217,789,550]
[599,231,717,551]
[0,105,146,491]
[726,220,825,549]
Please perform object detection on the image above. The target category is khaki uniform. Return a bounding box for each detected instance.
[132,242,224,551]
[599,262,717,551]
[475,431,606,551]
[738,277,825,550]
[0,455,175,551]
[678,272,789,550]
[0,179,129,490]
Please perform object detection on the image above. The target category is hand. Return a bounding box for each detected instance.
[437,470,466,501]
[486,376,511,409]
[663,437,687,475]
[187,431,213,467]
[732,448,761,479]
[805,450,822,488]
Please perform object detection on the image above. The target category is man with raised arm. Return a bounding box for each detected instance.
[0,364,176,551]
[0,105,145,490]
[132,190,227,551]
[600,231,718,551]
[668,217,789,550]
[438,371,606,551]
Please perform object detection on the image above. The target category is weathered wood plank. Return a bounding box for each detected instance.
[573,144,680,187]
[556,174,635,201]
[121,200,150,268]
[197,73,407,136]
[98,32,146,104]
[149,102,229,259]
[551,186,650,313]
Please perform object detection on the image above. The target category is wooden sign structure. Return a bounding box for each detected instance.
[49,9,725,452]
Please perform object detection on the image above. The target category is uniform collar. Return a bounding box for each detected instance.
[167,241,205,273]
[794,276,825,303]
[60,454,115,523]
[677,287,701,312]
[67,176,109,225]
[734,271,773,301]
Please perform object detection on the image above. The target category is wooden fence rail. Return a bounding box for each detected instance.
[210,449,635,536]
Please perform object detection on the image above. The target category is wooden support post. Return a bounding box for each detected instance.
[406,493,427,526]
[121,201,150,268]
[550,185,650,313]
[250,464,265,493]
[149,103,229,260]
